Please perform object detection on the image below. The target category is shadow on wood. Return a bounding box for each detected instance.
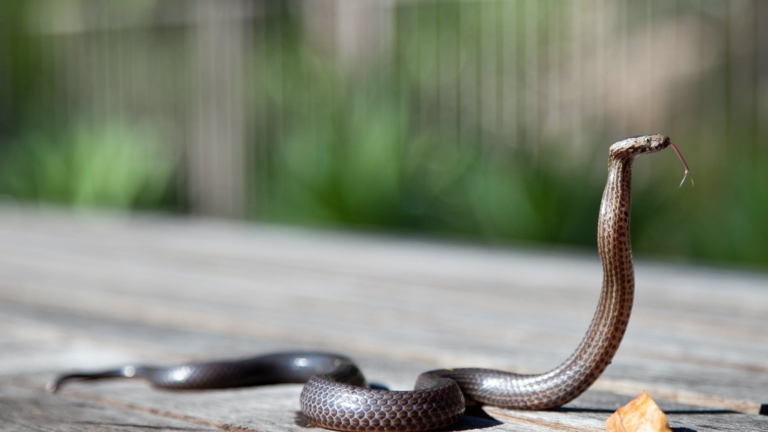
[293,409,502,431]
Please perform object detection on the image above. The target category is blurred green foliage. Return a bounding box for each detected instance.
[0,122,176,210]
[261,72,607,247]
[0,1,766,269]
[256,1,768,268]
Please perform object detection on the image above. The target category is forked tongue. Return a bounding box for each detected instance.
[669,143,693,187]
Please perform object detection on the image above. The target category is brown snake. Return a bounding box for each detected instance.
[49,135,691,432]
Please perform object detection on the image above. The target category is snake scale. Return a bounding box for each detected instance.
[48,135,690,431]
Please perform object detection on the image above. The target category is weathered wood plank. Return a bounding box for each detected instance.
[0,307,539,432]
[2,225,766,408]
[1,208,767,430]
[0,383,221,432]
[4,305,767,432]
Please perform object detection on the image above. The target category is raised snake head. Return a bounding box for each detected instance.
[609,134,671,160]
[609,134,692,187]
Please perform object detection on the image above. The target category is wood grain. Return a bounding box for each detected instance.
[0,383,221,432]
[1,208,767,431]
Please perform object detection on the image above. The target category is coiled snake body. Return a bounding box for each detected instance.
[49,135,690,431]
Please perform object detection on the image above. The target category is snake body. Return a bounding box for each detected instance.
[49,135,686,432]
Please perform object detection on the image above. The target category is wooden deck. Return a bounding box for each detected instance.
[1,208,767,431]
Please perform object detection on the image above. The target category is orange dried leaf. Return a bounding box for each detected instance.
[605,391,672,432]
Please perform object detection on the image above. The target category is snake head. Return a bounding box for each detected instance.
[609,134,670,159]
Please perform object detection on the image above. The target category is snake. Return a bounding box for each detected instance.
[47,135,691,431]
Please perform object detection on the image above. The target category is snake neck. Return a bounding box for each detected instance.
[440,154,640,409]
[550,154,636,390]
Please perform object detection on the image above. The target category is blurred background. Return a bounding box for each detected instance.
[0,0,766,268]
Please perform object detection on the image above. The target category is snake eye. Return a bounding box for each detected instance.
[645,137,652,146]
